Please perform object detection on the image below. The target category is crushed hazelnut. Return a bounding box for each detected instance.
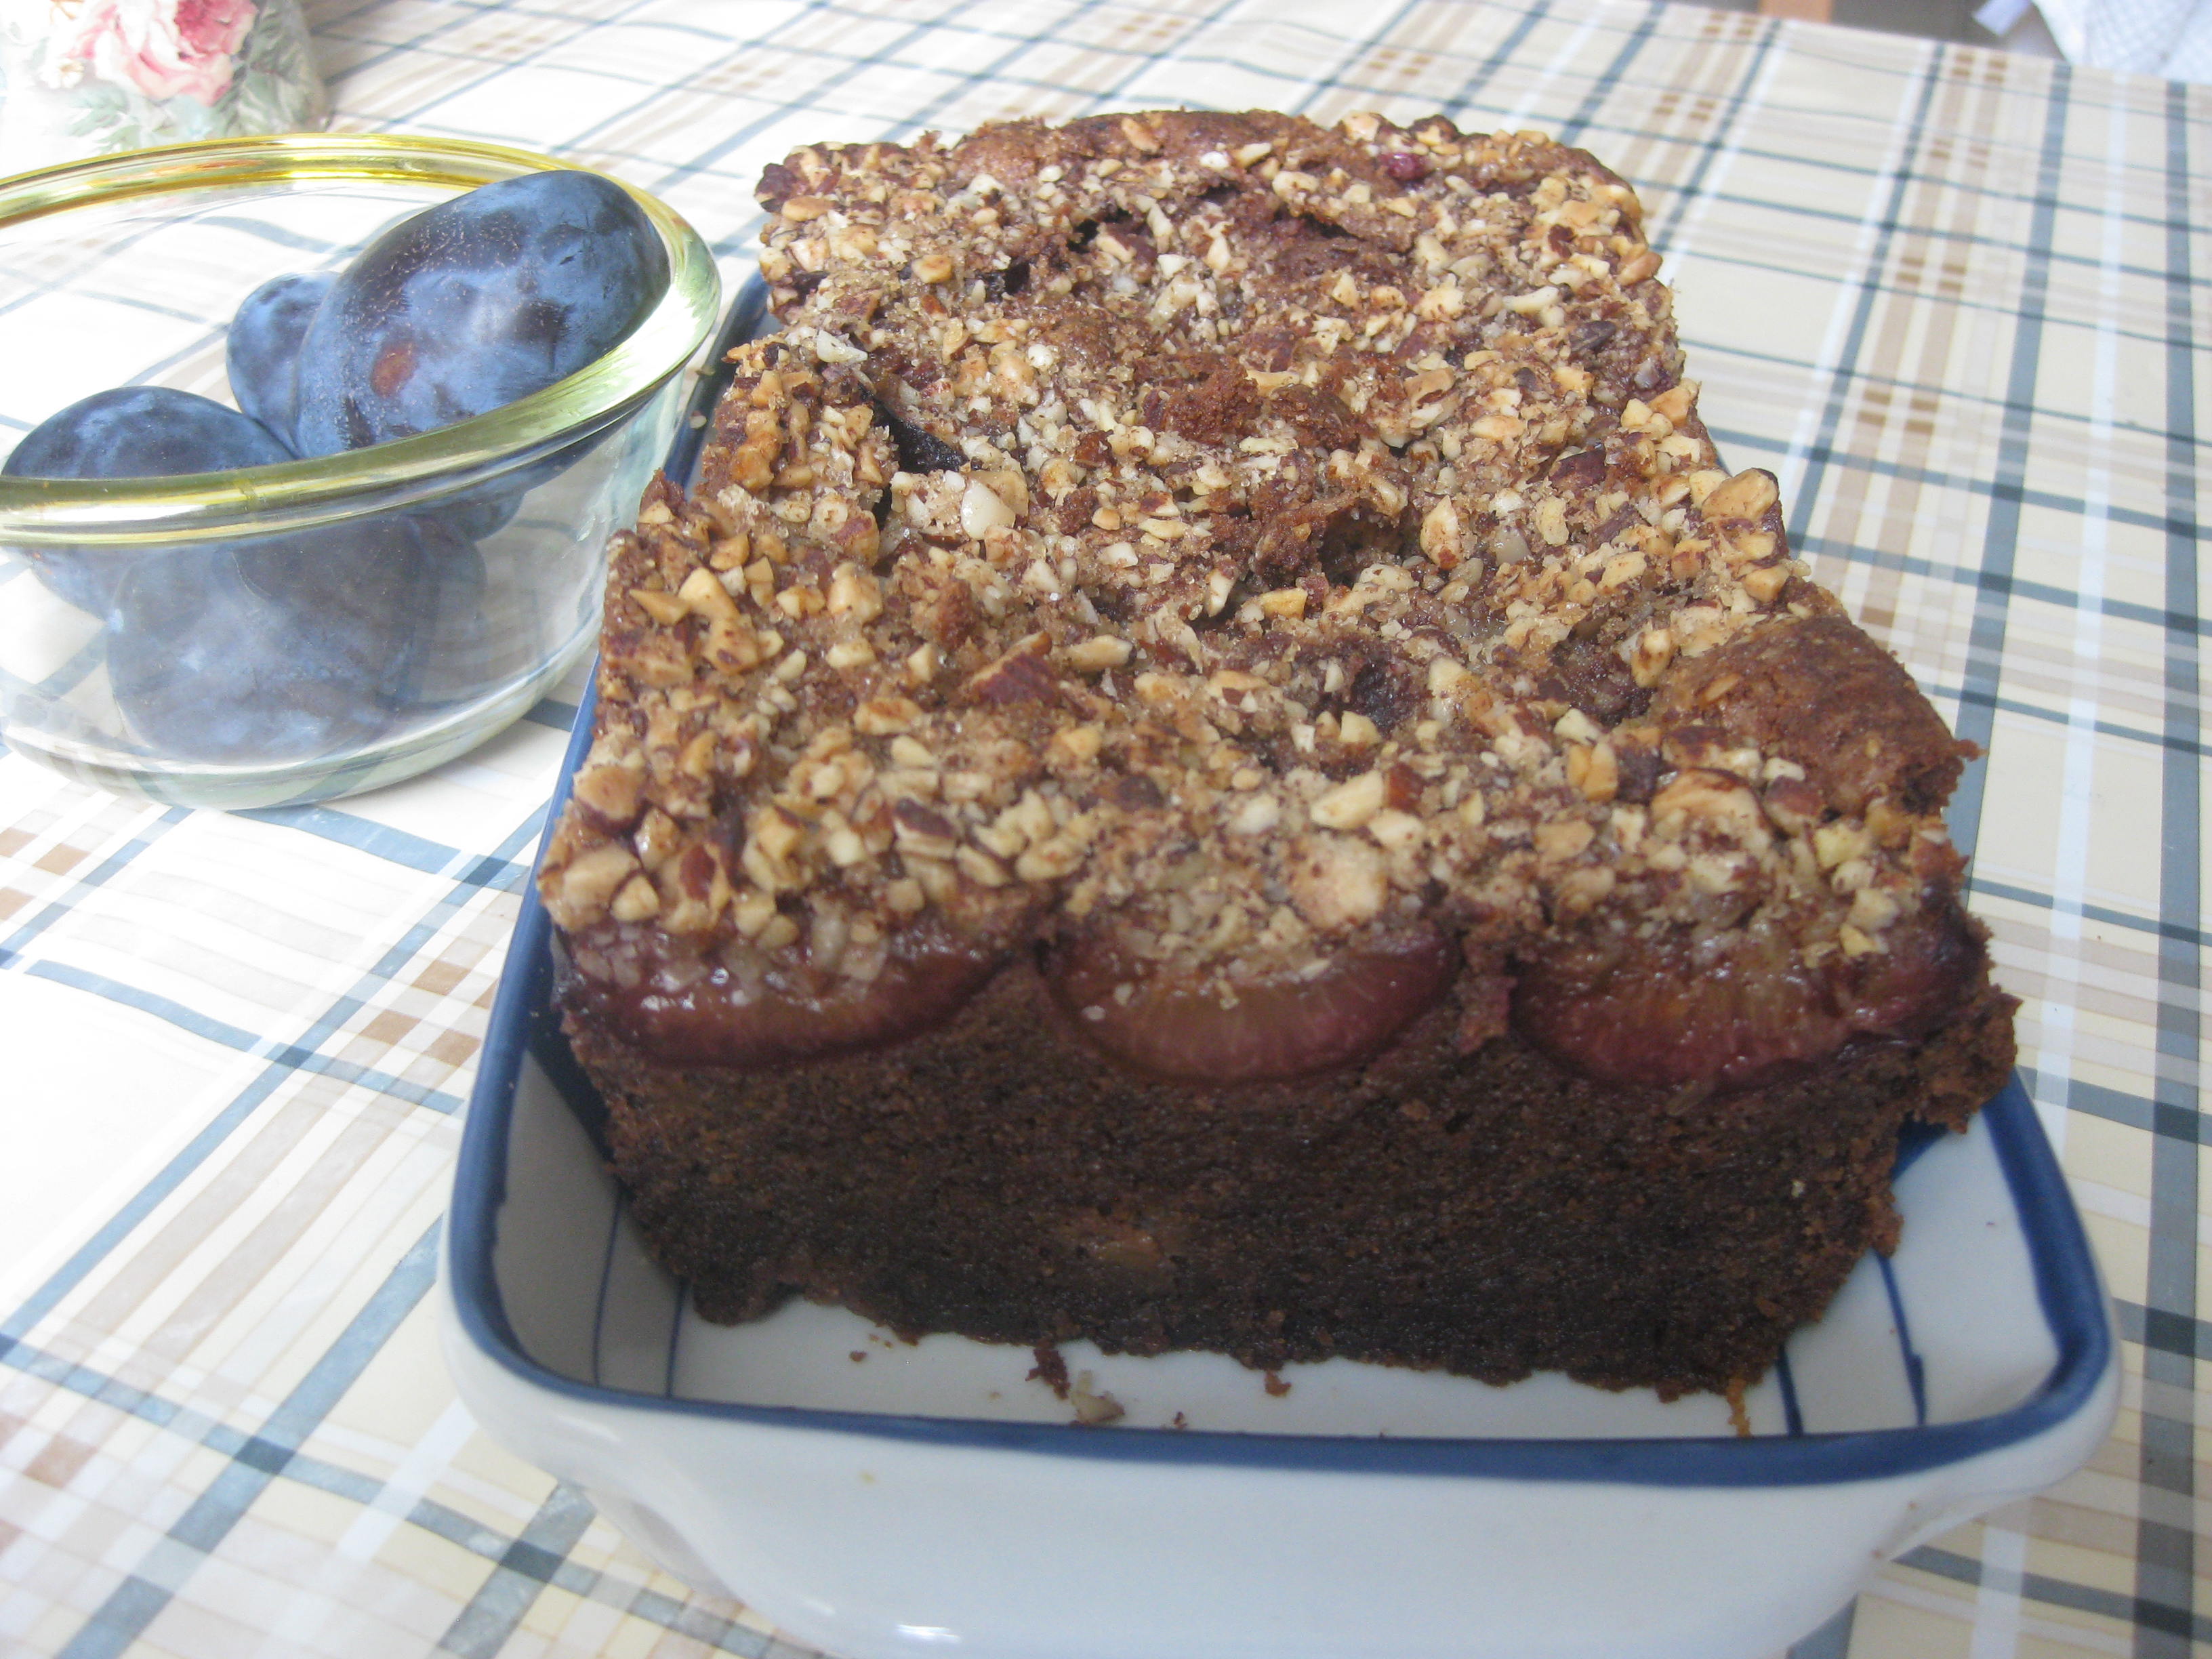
[541,110,1961,1011]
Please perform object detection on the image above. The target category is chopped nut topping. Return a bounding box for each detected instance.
[539,109,1963,1004]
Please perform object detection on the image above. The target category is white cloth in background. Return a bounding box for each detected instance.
[1977,0,2212,82]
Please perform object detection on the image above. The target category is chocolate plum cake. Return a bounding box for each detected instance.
[536,110,2015,1397]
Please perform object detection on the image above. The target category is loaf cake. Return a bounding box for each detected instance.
[536,110,2015,1398]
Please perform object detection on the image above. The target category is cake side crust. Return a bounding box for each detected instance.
[570,964,2015,1397]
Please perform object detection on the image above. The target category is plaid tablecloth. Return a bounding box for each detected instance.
[1,1,2205,1654]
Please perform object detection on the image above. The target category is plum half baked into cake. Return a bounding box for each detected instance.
[537,110,2015,1398]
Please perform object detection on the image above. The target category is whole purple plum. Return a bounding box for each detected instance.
[226,270,334,449]
[106,512,487,763]
[293,171,668,456]
[3,386,291,613]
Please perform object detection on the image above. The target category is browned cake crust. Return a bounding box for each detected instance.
[537,109,2015,1397]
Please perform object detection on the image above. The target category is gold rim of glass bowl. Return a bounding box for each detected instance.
[0,134,722,544]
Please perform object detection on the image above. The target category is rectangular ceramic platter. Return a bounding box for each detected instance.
[468,274,2081,1455]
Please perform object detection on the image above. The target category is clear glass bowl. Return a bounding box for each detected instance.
[0,136,720,808]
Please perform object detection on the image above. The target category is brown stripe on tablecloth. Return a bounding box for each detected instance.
[48,1081,418,1381]
[1990,636,2136,735]
[1555,4,1664,148]
[31,842,89,878]
[22,899,498,1378]
[2130,74,2205,1659]
[1849,54,2007,640]
[664,37,831,105]
[0,796,174,928]
[355,1008,419,1049]
[24,1432,97,1489]
[424,1029,482,1069]
[1437,0,1558,127]
[1294,0,1498,121]
[48,1225,442,1659]
[325,9,575,134]
[2028,1493,2154,1561]
[1773,60,1957,704]
[912,2,1181,136]
[983,3,1175,119]
[1977,921,2166,1025]
[26,1079,338,1380]
[1572,3,1759,212]
[411,954,474,998]
[1400,0,1537,95]
[136,1101,435,1371]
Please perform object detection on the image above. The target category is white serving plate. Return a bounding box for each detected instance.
[440,282,2116,1659]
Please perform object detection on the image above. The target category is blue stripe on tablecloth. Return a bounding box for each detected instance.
[1441,0,1554,121]
[594,21,2209,265]
[0,199,384,394]
[1555,0,1658,146]
[1932,689,2203,764]
[436,1485,601,1658]
[3,1286,2173,1654]
[0,9,2190,1656]
[20,960,468,1113]
[2116,1298,2212,1361]
[1719,455,2207,631]
[53,1225,439,1659]
[2135,76,2205,1659]
[329,0,2195,289]
[0,1063,301,1361]
[649,0,993,186]
[1943,64,2068,865]
[72,287,227,329]
[884,0,1117,137]
[194,213,356,254]
[313,0,2197,276]
[1696,341,2212,452]
[323,0,661,108]
[499,0,814,161]
[1284,0,1430,117]
[605,0,1984,205]
[1786,1602,1856,1659]
[1675,194,2196,321]
[1,609,108,703]
[1967,878,2190,947]
[2,1326,778,1653]
[0,808,544,1352]
[1641,16,1780,253]
[0,807,190,970]
[1780,45,1942,548]
[1899,1544,2212,1646]
[237,802,530,882]
[2016,1067,2209,1148]
[1664,235,2188,357]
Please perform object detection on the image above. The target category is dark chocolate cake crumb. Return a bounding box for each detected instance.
[1027,1340,1071,1399]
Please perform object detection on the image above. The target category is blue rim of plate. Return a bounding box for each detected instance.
[448,278,2114,1488]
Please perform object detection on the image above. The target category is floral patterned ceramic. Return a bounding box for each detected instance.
[0,0,325,170]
